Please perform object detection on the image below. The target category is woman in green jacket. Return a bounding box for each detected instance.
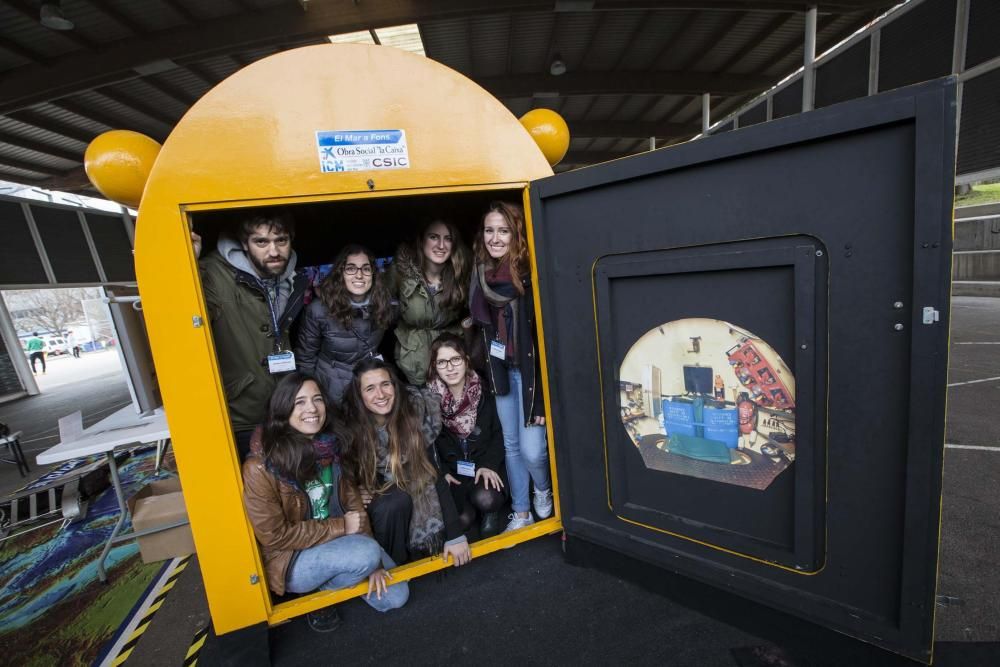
[390,219,471,385]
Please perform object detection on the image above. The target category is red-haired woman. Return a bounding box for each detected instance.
[470,201,552,532]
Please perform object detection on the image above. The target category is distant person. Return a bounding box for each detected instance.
[26,333,45,375]
[296,244,395,406]
[72,345,81,359]
[194,210,308,461]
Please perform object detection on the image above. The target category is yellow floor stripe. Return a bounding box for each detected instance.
[144,599,164,615]
[159,579,177,594]
[185,633,208,661]
[111,647,134,667]
[127,620,151,642]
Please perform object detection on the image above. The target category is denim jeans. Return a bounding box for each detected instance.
[285,534,409,612]
[493,367,551,513]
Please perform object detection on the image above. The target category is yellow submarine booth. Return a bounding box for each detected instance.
[118,41,955,664]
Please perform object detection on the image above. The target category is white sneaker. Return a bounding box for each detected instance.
[532,488,553,519]
[503,513,535,533]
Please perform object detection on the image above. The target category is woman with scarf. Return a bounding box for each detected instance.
[389,219,471,386]
[242,372,408,633]
[341,357,471,566]
[469,201,553,532]
[427,333,507,538]
[296,244,395,406]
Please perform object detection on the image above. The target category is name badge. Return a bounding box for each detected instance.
[456,460,476,477]
[489,340,506,360]
[267,350,296,374]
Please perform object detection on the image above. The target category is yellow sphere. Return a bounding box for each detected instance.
[84,130,162,208]
[519,109,570,167]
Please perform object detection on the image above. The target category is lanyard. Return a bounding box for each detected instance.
[459,437,470,461]
[258,277,283,353]
[349,307,376,358]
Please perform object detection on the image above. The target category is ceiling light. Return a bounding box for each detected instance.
[549,55,567,76]
[39,1,74,31]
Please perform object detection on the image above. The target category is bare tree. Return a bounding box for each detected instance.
[3,288,101,336]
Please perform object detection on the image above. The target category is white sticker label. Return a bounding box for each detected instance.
[267,351,296,374]
[316,130,410,173]
[457,460,476,477]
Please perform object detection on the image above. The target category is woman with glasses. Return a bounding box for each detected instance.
[470,201,552,532]
[388,219,471,386]
[341,357,471,567]
[427,333,507,538]
[242,372,408,633]
[296,244,395,405]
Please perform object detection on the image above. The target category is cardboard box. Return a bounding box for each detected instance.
[126,477,196,564]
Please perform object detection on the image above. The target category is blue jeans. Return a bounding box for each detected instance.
[285,534,408,612]
[494,367,551,513]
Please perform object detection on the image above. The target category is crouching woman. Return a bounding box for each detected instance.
[242,372,408,632]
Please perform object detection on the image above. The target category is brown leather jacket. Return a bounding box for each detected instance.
[242,445,371,596]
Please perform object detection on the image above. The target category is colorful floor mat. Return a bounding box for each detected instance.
[0,447,174,667]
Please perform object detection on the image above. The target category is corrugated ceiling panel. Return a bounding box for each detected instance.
[815,37,870,109]
[588,137,616,152]
[0,118,86,150]
[878,0,954,92]
[616,11,690,70]
[72,91,173,133]
[965,0,1000,70]
[0,6,80,60]
[112,79,190,120]
[614,94,653,120]
[580,11,646,71]
[509,13,553,74]
[504,98,533,118]
[31,206,100,283]
[0,200,48,285]
[33,103,111,135]
[742,16,804,74]
[644,94,687,122]
[57,2,133,43]
[187,55,243,85]
[584,95,625,120]
[104,0,189,30]
[0,144,75,171]
[469,15,511,78]
[422,18,471,74]
[552,12,601,72]
[957,67,1000,176]
[154,68,215,101]
[558,95,594,120]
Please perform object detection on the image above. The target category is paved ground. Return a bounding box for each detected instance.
[1,298,997,665]
[0,350,131,497]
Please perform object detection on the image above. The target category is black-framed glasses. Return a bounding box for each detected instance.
[435,356,465,370]
[344,264,373,276]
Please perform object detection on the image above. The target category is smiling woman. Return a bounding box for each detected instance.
[295,244,396,405]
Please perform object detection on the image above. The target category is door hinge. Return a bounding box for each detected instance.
[922,307,940,324]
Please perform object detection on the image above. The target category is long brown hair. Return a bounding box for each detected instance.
[261,372,337,489]
[318,244,393,329]
[341,358,437,494]
[473,201,530,295]
[402,218,470,311]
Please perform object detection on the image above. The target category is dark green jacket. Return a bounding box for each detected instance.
[200,249,307,432]
[389,247,465,385]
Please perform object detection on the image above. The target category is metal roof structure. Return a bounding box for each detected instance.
[0,0,895,191]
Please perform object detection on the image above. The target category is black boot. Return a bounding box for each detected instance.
[306,606,342,633]
[480,511,502,538]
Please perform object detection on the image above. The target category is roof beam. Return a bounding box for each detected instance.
[5,0,96,51]
[481,71,772,97]
[0,154,61,177]
[0,0,887,115]
[35,167,94,193]
[86,0,149,36]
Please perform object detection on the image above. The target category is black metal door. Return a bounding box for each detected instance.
[530,78,955,663]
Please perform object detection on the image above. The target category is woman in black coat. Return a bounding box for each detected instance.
[296,244,395,406]
[427,333,507,538]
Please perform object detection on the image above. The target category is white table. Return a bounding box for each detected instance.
[37,406,178,582]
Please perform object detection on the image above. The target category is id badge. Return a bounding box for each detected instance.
[456,460,476,477]
[489,340,506,360]
[267,350,296,374]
